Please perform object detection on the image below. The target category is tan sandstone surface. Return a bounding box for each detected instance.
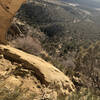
[0,44,75,99]
[0,0,25,43]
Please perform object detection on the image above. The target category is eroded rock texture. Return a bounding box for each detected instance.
[0,44,75,96]
[0,0,25,43]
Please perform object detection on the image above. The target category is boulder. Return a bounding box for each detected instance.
[0,44,75,94]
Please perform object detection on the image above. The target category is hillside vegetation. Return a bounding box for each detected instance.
[4,0,100,99]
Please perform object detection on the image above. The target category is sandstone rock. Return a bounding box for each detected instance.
[0,44,75,94]
[0,0,25,43]
[5,76,22,89]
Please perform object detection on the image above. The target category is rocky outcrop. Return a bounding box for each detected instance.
[0,0,25,43]
[0,44,75,95]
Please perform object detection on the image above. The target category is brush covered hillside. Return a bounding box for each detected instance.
[4,0,100,99]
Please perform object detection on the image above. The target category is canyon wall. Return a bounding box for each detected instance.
[0,0,25,43]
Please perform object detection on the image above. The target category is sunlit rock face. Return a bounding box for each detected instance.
[0,0,25,44]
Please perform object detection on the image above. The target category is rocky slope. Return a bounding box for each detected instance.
[0,44,75,100]
[7,1,100,96]
[0,0,99,99]
[0,0,75,99]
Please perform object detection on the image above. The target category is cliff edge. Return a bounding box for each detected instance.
[0,44,75,100]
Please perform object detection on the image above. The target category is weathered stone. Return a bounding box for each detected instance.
[0,0,25,43]
[0,44,75,94]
